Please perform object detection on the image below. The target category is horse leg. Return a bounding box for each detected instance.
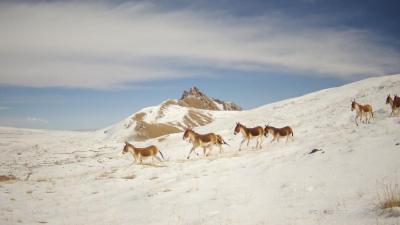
[255,138,259,149]
[187,146,197,159]
[139,155,142,165]
[354,114,359,126]
[362,112,367,123]
[239,139,245,151]
[393,107,397,116]
[208,145,214,156]
[203,147,207,157]
[133,153,137,164]
[394,107,399,115]
[259,136,264,149]
[286,135,289,144]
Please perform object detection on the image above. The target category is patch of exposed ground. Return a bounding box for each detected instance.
[183,110,213,127]
[133,121,181,140]
[0,175,17,182]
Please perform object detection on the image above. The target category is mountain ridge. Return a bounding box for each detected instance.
[102,86,242,141]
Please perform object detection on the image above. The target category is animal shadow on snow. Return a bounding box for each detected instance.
[136,162,167,168]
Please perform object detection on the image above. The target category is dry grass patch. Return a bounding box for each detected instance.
[131,112,146,121]
[0,175,17,182]
[377,183,400,209]
[182,110,213,128]
[121,175,136,180]
[181,96,219,110]
[133,121,181,140]
[36,178,52,182]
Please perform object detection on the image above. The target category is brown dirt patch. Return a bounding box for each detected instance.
[133,121,181,140]
[36,178,52,182]
[122,175,136,180]
[181,96,220,110]
[184,110,213,127]
[132,112,146,121]
[128,100,213,141]
[0,175,17,182]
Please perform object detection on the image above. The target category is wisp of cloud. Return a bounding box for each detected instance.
[0,1,399,89]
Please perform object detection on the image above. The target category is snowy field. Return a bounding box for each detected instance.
[1,75,400,225]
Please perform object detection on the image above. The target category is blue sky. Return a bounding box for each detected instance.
[0,0,399,130]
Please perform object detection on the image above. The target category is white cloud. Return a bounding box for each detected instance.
[0,1,399,89]
[27,117,49,124]
[0,116,49,129]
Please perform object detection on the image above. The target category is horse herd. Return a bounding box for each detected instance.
[122,94,400,165]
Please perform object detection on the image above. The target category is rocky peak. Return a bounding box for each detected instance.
[180,86,204,100]
[213,99,243,111]
[179,86,242,111]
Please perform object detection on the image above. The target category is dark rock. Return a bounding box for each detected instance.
[308,149,323,154]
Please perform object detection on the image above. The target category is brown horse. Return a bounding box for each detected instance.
[264,124,293,143]
[122,142,164,165]
[351,99,373,126]
[234,122,264,150]
[386,94,400,116]
[183,129,229,159]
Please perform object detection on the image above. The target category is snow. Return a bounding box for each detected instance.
[213,100,225,111]
[100,98,215,142]
[1,74,400,225]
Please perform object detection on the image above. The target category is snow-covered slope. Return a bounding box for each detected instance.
[1,75,400,225]
[102,86,241,142]
[101,99,215,142]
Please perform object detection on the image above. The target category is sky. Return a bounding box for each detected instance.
[0,0,399,130]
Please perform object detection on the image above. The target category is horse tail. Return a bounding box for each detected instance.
[223,140,230,146]
[217,135,230,146]
[291,130,294,136]
[158,150,165,160]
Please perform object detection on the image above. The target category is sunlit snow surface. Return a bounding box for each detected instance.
[1,75,400,225]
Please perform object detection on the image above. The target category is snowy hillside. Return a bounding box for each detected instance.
[102,86,241,142]
[1,75,400,225]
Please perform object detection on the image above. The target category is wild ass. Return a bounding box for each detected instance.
[183,128,229,159]
[386,94,400,116]
[264,123,293,143]
[351,99,374,126]
[234,122,264,150]
[122,142,164,165]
